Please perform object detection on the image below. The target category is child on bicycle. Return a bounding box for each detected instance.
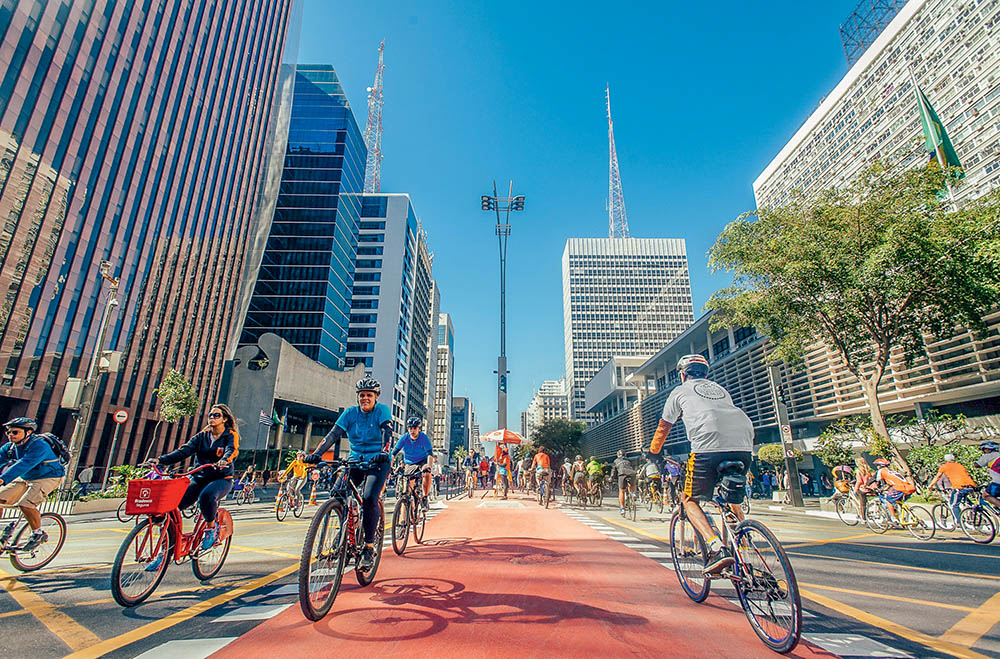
[0,418,66,552]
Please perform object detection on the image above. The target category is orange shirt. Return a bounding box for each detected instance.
[936,462,975,489]
[876,467,915,494]
[496,454,511,469]
[533,453,551,470]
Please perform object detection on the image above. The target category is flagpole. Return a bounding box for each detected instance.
[908,65,958,211]
[253,423,261,468]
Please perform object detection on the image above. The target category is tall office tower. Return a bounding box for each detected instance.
[240,65,366,368]
[755,0,1000,208]
[451,396,471,458]
[0,0,298,466]
[520,412,528,439]
[524,378,570,439]
[346,194,419,432]
[405,228,434,426]
[433,314,455,455]
[423,281,441,437]
[470,402,481,447]
[562,238,694,423]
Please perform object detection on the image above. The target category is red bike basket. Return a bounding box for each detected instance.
[125,478,189,515]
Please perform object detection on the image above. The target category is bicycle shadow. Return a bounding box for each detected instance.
[390,536,569,564]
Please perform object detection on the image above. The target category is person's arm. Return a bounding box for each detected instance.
[391,436,404,457]
[305,426,346,463]
[380,421,393,453]
[0,439,48,484]
[928,467,943,490]
[649,420,673,455]
[157,434,199,466]
[219,431,238,465]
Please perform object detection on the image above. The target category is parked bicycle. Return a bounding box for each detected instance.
[298,459,384,621]
[275,480,305,521]
[0,508,66,572]
[670,460,801,654]
[392,467,427,554]
[110,464,233,606]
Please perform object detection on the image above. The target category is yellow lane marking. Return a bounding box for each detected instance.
[60,545,122,555]
[800,587,989,659]
[939,591,1000,648]
[599,516,669,542]
[0,567,100,652]
[229,544,299,559]
[799,582,976,613]
[64,562,298,659]
[0,608,29,619]
[787,551,1000,582]
[783,531,882,548]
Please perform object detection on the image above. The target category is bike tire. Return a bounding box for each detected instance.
[657,492,664,515]
[117,500,132,523]
[110,517,172,607]
[413,503,426,543]
[544,483,551,509]
[931,503,955,531]
[835,497,859,526]
[959,506,997,544]
[646,491,654,511]
[192,532,231,581]
[293,492,305,518]
[356,500,384,586]
[276,494,288,522]
[733,519,802,654]
[902,505,935,541]
[10,512,67,572]
[181,505,197,519]
[741,498,751,516]
[298,499,347,621]
[669,508,710,602]
[629,494,636,521]
[865,500,889,534]
[392,498,410,555]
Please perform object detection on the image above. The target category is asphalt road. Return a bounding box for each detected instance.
[0,486,997,658]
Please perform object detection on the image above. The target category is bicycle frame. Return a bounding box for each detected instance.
[137,464,228,562]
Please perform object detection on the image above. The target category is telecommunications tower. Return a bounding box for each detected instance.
[363,41,385,193]
[606,84,629,238]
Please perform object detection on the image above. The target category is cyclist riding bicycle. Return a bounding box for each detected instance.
[560,458,574,491]
[519,454,532,489]
[641,454,662,498]
[586,456,603,496]
[279,451,310,502]
[871,457,915,521]
[304,377,393,570]
[974,441,1000,510]
[147,404,239,558]
[610,450,636,516]
[927,453,976,526]
[392,417,434,510]
[647,354,754,575]
[495,446,512,497]
[572,455,587,493]
[533,448,552,493]
[0,418,66,552]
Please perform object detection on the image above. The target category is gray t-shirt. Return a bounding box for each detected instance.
[661,378,754,454]
[975,451,1000,485]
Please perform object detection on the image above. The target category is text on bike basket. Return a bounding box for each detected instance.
[125,478,189,515]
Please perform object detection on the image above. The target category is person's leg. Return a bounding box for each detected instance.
[949,489,963,525]
[361,462,391,544]
[198,479,233,527]
[20,505,41,530]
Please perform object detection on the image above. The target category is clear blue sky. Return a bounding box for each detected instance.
[298,0,859,432]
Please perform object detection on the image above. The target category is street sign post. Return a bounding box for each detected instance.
[767,365,805,508]
[102,409,129,490]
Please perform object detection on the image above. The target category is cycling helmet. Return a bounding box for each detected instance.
[406,416,422,428]
[355,377,381,395]
[943,453,956,462]
[979,440,999,451]
[588,456,596,462]
[676,354,709,379]
[564,457,571,463]
[617,449,624,458]
[3,417,37,431]
[575,455,582,461]
[873,458,890,467]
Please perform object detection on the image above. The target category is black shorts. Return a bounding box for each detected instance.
[618,474,636,490]
[684,451,752,502]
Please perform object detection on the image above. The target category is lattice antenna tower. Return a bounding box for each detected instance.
[363,40,385,193]
[839,0,906,67]
[606,84,630,238]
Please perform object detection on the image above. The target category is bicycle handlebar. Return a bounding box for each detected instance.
[144,463,218,479]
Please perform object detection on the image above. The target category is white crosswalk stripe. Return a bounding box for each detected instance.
[134,638,237,659]
[212,604,292,622]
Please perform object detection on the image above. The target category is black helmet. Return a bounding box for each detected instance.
[406,416,422,428]
[356,377,381,395]
[3,417,37,431]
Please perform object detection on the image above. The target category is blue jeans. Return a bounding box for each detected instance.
[949,487,973,524]
[178,475,232,524]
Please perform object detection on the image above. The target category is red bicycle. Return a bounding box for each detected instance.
[110,464,234,607]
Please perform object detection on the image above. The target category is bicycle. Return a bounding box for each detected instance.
[669,461,801,654]
[465,468,476,499]
[865,492,935,540]
[645,480,664,514]
[537,472,552,508]
[0,507,67,572]
[832,487,864,526]
[588,477,604,507]
[235,481,256,506]
[275,479,305,521]
[392,467,427,555]
[622,482,637,521]
[110,464,233,606]
[298,459,385,621]
[932,487,998,543]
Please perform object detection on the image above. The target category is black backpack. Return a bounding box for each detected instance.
[35,432,71,465]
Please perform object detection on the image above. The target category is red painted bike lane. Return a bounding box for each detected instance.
[211,495,836,658]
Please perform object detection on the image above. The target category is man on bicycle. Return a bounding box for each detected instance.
[586,456,603,498]
[519,454,532,490]
[871,457,915,521]
[647,354,754,575]
[560,457,574,493]
[0,418,65,551]
[974,441,1000,510]
[640,454,662,501]
[928,453,976,527]
[304,378,393,570]
[279,451,310,502]
[610,450,636,516]
[533,448,552,495]
[392,417,434,510]
[572,455,587,495]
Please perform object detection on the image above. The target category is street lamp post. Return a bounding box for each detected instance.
[481,181,525,432]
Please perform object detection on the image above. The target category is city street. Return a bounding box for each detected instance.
[1,487,998,658]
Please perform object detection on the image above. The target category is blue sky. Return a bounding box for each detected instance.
[298,0,859,432]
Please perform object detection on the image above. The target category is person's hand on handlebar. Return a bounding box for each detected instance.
[145,458,160,467]
[215,459,230,469]
[302,453,321,465]
[373,452,390,465]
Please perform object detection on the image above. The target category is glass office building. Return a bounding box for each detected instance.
[0,0,297,467]
[239,65,366,369]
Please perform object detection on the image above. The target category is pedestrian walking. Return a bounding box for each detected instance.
[77,465,94,497]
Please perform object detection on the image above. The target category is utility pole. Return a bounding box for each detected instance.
[481,181,525,431]
[767,364,804,507]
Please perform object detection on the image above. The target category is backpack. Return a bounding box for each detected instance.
[36,432,71,465]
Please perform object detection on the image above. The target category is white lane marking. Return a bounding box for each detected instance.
[620,543,660,549]
[267,584,298,596]
[134,638,237,658]
[658,562,676,571]
[639,551,672,559]
[212,603,292,622]
[803,633,913,657]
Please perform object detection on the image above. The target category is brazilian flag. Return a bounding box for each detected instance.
[915,84,963,178]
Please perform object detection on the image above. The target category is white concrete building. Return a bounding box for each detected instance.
[562,238,694,424]
[754,0,1000,209]
[433,313,455,456]
[524,378,570,439]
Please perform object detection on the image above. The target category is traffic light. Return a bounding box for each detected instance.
[499,375,507,393]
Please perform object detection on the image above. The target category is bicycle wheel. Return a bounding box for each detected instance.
[9,513,67,572]
[413,502,426,543]
[835,497,859,526]
[192,512,232,581]
[733,519,802,654]
[657,491,664,515]
[902,505,935,541]
[110,516,172,607]
[392,497,410,555]
[298,499,347,621]
[630,493,637,521]
[669,509,710,603]
[741,497,751,516]
[293,491,305,518]
[276,493,288,522]
[865,500,889,534]
[545,482,552,509]
[646,489,654,511]
[357,501,384,586]
[117,500,132,523]
[932,503,955,531]
[959,506,997,544]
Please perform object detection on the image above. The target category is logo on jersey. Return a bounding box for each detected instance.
[693,381,726,400]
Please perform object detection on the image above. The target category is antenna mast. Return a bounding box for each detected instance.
[606,84,630,238]
[363,41,385,193]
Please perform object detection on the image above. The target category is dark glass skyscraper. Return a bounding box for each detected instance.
[0,0,297,466]
[239,65,366,369]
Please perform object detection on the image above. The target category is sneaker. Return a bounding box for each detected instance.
[619,507,625,516]
[358,545,375,570]
[20,529,48,552]
[0,521,16,546]
[145,550,166,572]
[200,526,218,551]
[702,547,735,575]
[422,497,429,511]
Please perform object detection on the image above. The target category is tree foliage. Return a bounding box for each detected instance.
[154,368,201,423]
[904,443,986,489]
[889,410,969,448]
[452,445,467,466]
[530,419,586,461]
[708,163,1000,478]
[814,425,855,469]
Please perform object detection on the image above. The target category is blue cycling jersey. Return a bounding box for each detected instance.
[336,403,392,460]
[392,431,433,464]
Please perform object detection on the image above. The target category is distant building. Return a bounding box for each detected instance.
[423,282,442,441]
[433,314,455,456]
[451,397,471,460]
[562,238,694,424]
[520,412,528,439]
[524,379,570,439]
[405,228,435,428]
[585,356,647,424]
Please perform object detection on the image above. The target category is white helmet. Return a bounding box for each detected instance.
[676,354,709,378]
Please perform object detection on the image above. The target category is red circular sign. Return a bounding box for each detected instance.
[113,409,129,424]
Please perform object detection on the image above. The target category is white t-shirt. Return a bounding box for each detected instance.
[661,378,754,454]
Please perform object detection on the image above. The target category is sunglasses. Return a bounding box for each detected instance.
[208,412,224,419]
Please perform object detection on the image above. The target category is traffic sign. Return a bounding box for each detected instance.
[113,409,129,424]
[784,448,797,459]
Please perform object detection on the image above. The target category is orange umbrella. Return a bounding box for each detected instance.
[481,428,525,445]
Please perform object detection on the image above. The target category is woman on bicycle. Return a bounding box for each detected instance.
[853,457,875,522]
[279,451,310,501]
[147,404,238,552]
[304,378,392,570]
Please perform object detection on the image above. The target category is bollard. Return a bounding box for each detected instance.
[309,481,318,505]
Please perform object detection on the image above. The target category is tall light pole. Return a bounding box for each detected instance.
[481,181,524,431]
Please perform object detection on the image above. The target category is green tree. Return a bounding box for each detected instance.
[530,419,586,461]
[890,410,969,448]
[814,421,856,470]
[757,443,802,488]
[452,445,467,466]
[708,163,1000,479]
[144,368,201,460]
